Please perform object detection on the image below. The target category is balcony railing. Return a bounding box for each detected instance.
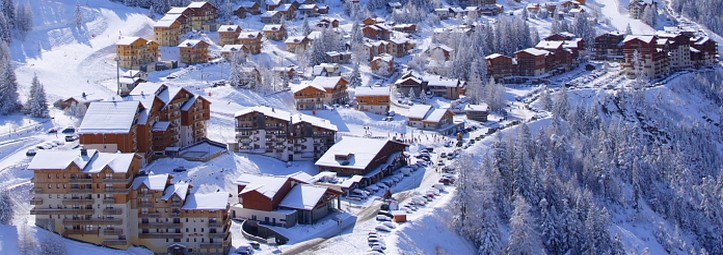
[64,218,123,225]
[103,198,116,204]
[208,221,222,227]
[140,212,161,218]
[102,239,128,246]
[31,208,94,215]
[103,208,123,215]
[63,228,99,235]
[32,187,43,193]
[62,198,94,205]
[139,202,154,207]
[139,232,183,239]
[199,243,223,249]
[103,228,124,235]
[208,232,226,238]
[68,178,93,184]
[104,187,130,194]
[69,187,94,193]
[30,197,43,205]
[139,222,182,228]
[102,177,132,184]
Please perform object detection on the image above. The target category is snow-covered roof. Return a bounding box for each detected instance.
[291,83,324,93]
[623,35,655,44]
[340,175,363,188]
[132,174,169,191]
[28,149,138,174]
[287,171,314,183]
[285,36,307,44]
[162,182,190,201]
[221,44,248,53]
[187,1,211,8]
[276,4,292,12]
[260,10,280,17]
[180,95,199,111]
[307,31,322,40]
[466,104,489,112]
[178,39,208,48]
[263,24,284,31]
[278,184,328,210]
[116,36,144,46]
[218,24,241,32]
[316,137,395,170]
[485,53,509,60]
[239,31,263,39]
[182,192,230,210]
[237,173,289,198]
[424,75,459,87]
[167,7,189,14]
[424,108,449,123]
[292,112,338,131]
[535,40,564,50]
[299,4,317,10]
[78,101,140,134]
[373,53,394,63]
[355,86,389,97]
[237,1,258,8]
[407,104,432,119]
[154,19,179,28]
[517,48,550,56]
[152,121,171,132]
[311,76,346,90]
[234,106,337,131]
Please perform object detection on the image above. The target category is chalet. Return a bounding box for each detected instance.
[465,104,489,122]
[220,44,250,60]
[318,5,330,14]
[325,51,352,64]
[276,4,297,20]
[178,39,210,64]
[316,137,408,186]
[568,7,585,17]
[60,94,103,111]
[527,3,541,13]
[260,11,283,24]
[232,173,342,227]
[316,18,340,28]
[218,24,242,46]
[362,40,389,60]
[265,0,282,11]
[429,44,454,61]
[292,84,326,110]
[232,106,337,160]
[434,7,456,19]
[535,40,574,72]
[362,24,391,40]
[479,4,504,16]
[116,36,159,69]
[623,35,669,78]
[272,66,297,79]
[312,63,341,77]
[237,31,264,54]
[559,0,580,11]
[118,70,148,96]
[394,70,424,96]
[153,16,183,47]
[423,75,463,100]
[371,53,395,76]
[362,17,386,26]
[298,4,320,17]
[391,23,417,33]
[355,86,390,115]
[234,1,261,18]
[185,1,218,31]
[593,32,625,61]
[263,24,287,41]
[387,38,414,57]
[485,53,515,81]
[515,48,549,77]
[310,76,349,104]
[406,105,462,135]
[285,36,311,52]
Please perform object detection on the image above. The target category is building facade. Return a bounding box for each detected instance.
[116,37,159,69]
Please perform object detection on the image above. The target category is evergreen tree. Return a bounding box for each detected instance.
[486,77,505,112]
[466,60,485,104]
[0,12,11,42]
[0,41,20,115]
[26,74,50,118]
[74,1,83,28]
[506,195,543,255]
[2,0,14,28]
[0,189,13,224]
[349,63,361,88]
[624,23,633,35]
[15,3,32,38]
[39,232,67,255]
[301,16,311,35]
[641,5,656,27]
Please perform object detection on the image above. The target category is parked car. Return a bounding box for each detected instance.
[235,246,254,255]
[248,241,260,249]
[173,166,187,172]
[65,135,78,142]
[375,225,392,232]
[383,116,394,122]
[440,152,447,158]
[61,127,76,134]
[26,149,37,157]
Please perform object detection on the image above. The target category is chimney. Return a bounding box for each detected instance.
[80,147,87,156]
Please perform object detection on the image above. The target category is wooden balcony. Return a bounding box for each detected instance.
[102,177,132,184]
[69,187,94,193]
[103,208,123,215]
[31,208,94,215]
[68,178,93,184]
[139,232,183,239]
[63,228,99,235]
[102,198,116,204]
[208,221,223,227]
[64,218,123,225]
[102,239,128,246]
[103,228,124,235]
[139,202,154,208]
[62,198,94,205]
[104,187,130,194]
[30,197,43,205]
[32,187,43,193]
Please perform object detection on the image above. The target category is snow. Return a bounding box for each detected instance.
[311,76,345,90]
[77,101,140,134]
[27,149,95,170]
[466,104,489,112]
[535,40,564,49]
[237,173,288,198]
[291,83,324,93]
[182,192,231,210]
[132,174,169,191]
[84,152,136,173]
[218,24,241,32]
[152,121,171,132]
[161,182,190,201]
[518,47,550,56]
[278,184,328,210]
[315,137,391,170]
[233,106,338,131]
[178,39,207,48]
[623,34,656,43]
[424,109,449,123]
[116,36,144,45]
[354,86,389,97]
[406,105,432,119]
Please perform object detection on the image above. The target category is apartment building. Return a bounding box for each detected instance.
[309,76,349,105]
[315,137,408,186]
[28,149,232,255]
[153,17,183,47]
[285,36,311,52]
[292,84,326,110]
[218,25,242,46]
[178,39,210,65]
[263,24,287,41]
[355,86,390,115]
[79,84,210,162]
[593,32,625,61]
[623,35,670,79]
[185,1,218,31]
[233,106,338,161]
[237,31,264,54]
[485,53,515,81]
[116,37,159,69]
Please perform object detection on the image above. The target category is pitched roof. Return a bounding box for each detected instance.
[623,35,655,44]
[316,137,400,170]
[373,53,394,63]
[424,108,449,123]
[116,36,144,46]
[237,173,289,198]
[28,150,136,174]
[218,24,241,32]
[233,106,337,131]
[407,104,432,119]
[278,184,328,210]
[132,174,170,191]
[355,86,389,97]
[466,103,489,112]
[238,31,263,39]
[311,76,347,89]
[161,182,190,201]
[182,192,230,210]
[535,40,565,50]
[517,48,550,56]
[178,39,208,48]
[78,101,140,134]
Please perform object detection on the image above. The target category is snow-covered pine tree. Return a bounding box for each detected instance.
[26,74,50,118]
[39,232,67,255]
[16,3,32,37]
[74,0,83,28]
[553,86,569,119]
[2,0,14,29]
[539,85,552,111]
[572,12,596,47]
[624,23,633,35]
[18,218,38,255]
[641,5,656,27]
[466,60,485,104]
[0,12,11,42]
[485,77,505,112]
[0,41,20,115]
[506,195,543,255]
[147,5,156,19]
[349,63,361,88]
[0,188,13,224]
[301,16,311,36]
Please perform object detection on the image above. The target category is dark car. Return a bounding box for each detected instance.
[173,166,187,172]
[61,127,76,134]
[65,135,78,142]
[26,149,37,157]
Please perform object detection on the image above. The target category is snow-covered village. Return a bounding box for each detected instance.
[0,0,721,254]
